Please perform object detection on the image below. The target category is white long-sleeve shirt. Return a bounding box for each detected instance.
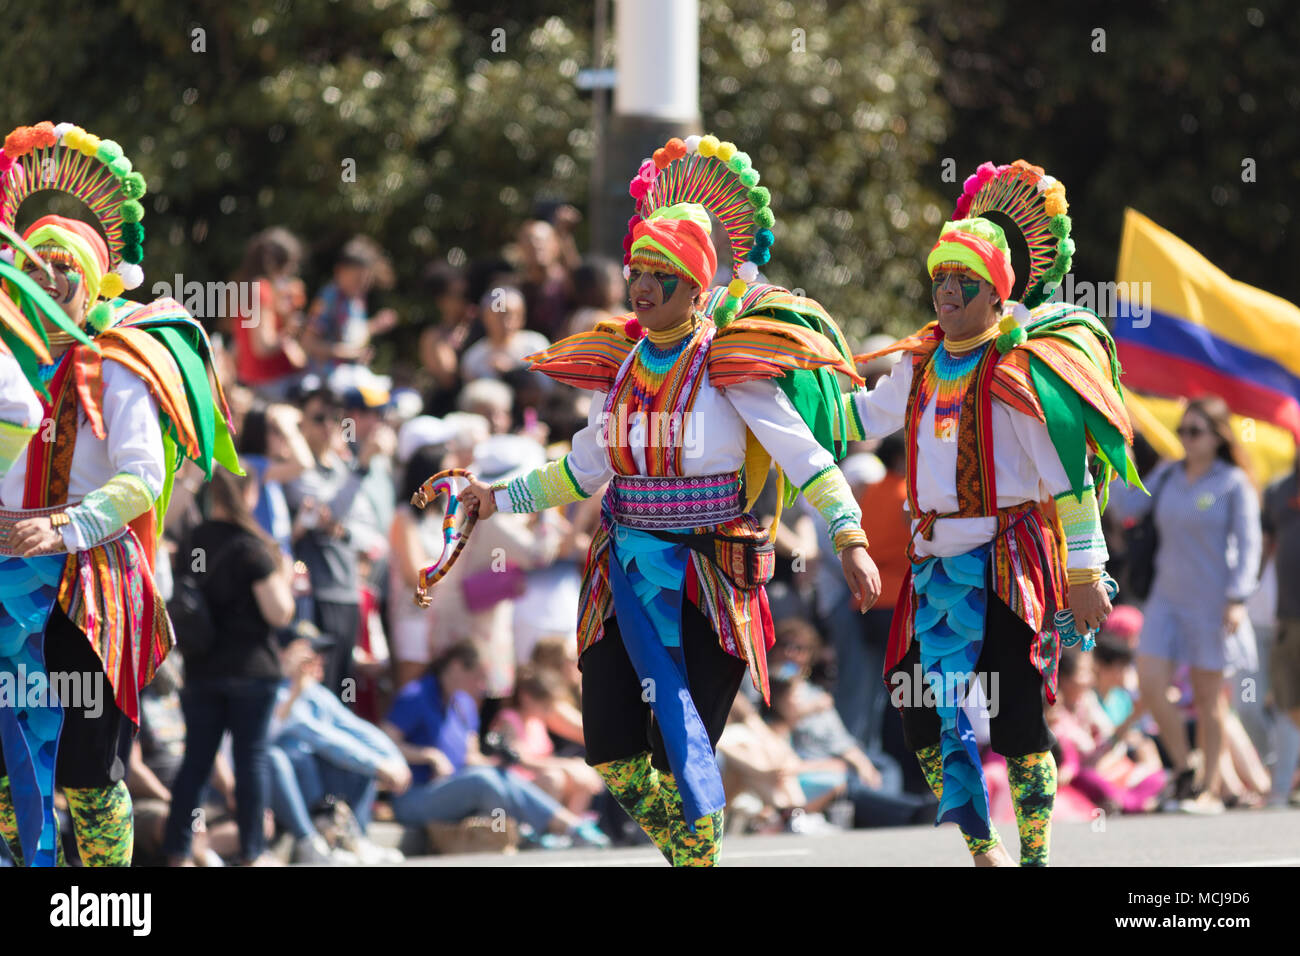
[852,355,1104,568]
[0,357,164,550]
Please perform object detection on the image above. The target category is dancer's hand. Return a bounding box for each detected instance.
[457,475,496,521]
[841,545,881,613]
[1068,578,1112,634]
[12,516,64,556]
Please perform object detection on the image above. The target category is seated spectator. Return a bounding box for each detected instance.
[488,665,604,814]
[380,643,609,849]
[561,257,624,339]
[230,227,309,401]
[418,261,474,417]
[302,235,398,374]
[459,286,548,382]
[267,631,410,864]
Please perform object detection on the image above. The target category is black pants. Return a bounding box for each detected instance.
[887,593,1056,758]
[580,598,746,774]
[0,604,132,789]
[313,600,360,701]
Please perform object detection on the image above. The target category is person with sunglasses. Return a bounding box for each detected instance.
[1110,396,1262,813]
[841,161,1143,865]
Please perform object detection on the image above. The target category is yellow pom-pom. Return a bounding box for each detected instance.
[97,272,124,299]
[62,128,84,150]
[998,314,1017,334]
[716,141,736,162]
[727,278,747,298]
[697,135,719,157]
[78,133,101,157]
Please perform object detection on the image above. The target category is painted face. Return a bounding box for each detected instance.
[627,264,697,329]
[931,267,984,308]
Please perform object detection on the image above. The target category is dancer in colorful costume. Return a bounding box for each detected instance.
[0,121,239,866]
[460,134,880,865]
[844,161,1143,865]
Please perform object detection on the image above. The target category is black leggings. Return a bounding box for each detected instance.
[888,593,1056,758]
[580,598,747,773]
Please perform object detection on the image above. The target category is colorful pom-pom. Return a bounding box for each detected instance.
[622,233,634,252]
[637,159,656,183]
[85,301,115,333]
[737,261,759,283]
[748,186,770,208]
[96,139,124,163]
[727,151,751,173]
[1048,214,1071,239]
[684,135,701,154]
[753,228,774,249]
[697,135,719,157]
[713,302,736,327]
[0,153,13,174]
[629,177,649,199]
[78,133,101,157]
[727,278,747,298]
[748,246,771,266]
[53,122,74,140]
[998,314,1018,334]
[754,208,775,229]
[117,262,144,290]
[121,241,144,264]
[107,156,132,178]
[716,141,736,162]
[121,200,145,223]
[97,272,124,299]
[739,168,760,187]
[664,137,686,160]
[121,221,144,244]
[995,325,1027,354]
[120,171,147,199]
[1059,237,1076,258]
[624,317,644,340]
[652,148,670,169]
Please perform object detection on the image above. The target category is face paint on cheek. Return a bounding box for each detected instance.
[656,273,679,303]
[958,278,981,306]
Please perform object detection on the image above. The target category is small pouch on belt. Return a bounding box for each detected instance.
[645,513,775,591]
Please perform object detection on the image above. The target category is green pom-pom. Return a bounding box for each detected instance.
[1049,214,1071,239]
[996,326,1027,354]
[714,300,737,326]
[1060,237,1076,258]
[120,172,147,200]
[85,301,115,333]
[121,241,144,264]
[739,168,760,188]
[728,152,751,173]
[121,221,144,244]
[120,200,144,223]
[748,186,770,208]
[96,139,124,163]
[108,156,132,178]
[754,207,775,229]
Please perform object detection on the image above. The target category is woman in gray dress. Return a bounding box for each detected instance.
[1116,396,1261,813]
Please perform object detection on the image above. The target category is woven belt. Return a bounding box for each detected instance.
[608,472,743,530]
[0,504,75,557]
[907,500,1037,563]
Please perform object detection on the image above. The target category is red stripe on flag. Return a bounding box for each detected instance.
[1118,341,1300,439]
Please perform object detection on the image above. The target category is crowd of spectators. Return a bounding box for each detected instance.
[14,203,1295,867]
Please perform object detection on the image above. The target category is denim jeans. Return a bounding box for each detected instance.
[161,677,280,862]
[267,743,378,839]
[389,765,562,834]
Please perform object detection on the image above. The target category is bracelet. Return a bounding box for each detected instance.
[50,512,71,528]
[1066,567,1103,585]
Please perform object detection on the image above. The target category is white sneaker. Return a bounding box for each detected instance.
[328,846,362,865]
[353,837,404,865]
[292,833,334,864]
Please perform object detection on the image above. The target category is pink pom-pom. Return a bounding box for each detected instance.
[953,194,972,220]
[0,153,12,173]
[622,233,634,252]
[624,317,644,340]
[627,215,641,232]
[637,159,656,184]
[629,177,649,199]
[961,172,981,194]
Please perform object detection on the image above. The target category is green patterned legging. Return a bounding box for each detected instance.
[594,752,723,867]
[0,776,134,867]
[915,744,1057,865]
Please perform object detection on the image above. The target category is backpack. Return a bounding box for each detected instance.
[167,532,246,659]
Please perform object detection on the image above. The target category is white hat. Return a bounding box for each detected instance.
[839,452,885,488]
[396,415,456,464]
[470,434,547,484]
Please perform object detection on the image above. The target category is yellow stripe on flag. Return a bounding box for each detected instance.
[1116,209,1300,379]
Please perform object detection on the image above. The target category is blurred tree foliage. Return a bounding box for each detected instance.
[919,0,1299,316]
[0,0,1291,370]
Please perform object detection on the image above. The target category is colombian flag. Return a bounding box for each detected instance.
[1114,209,1300,441]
